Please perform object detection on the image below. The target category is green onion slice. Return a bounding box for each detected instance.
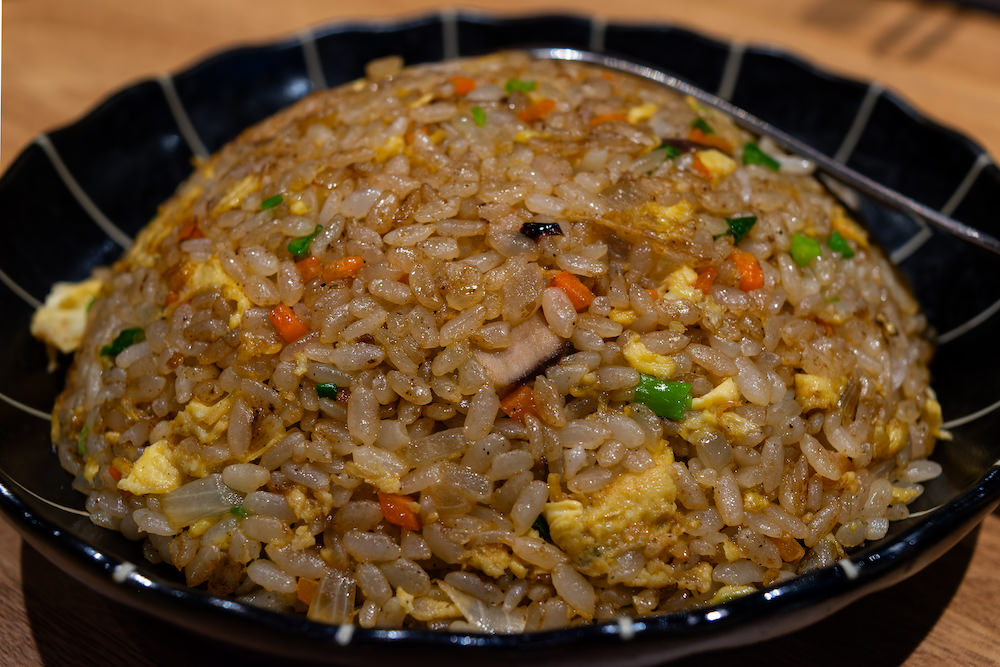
[691,117,714,134]
[100,327,145,357]
[230,505,249,518]
[316,382,339,399]
[532,514,551,541]
[789,233,822,267]
[77,425,90,457]
[287,225,323,260]
[659,143,683,159]
[505,78,537,94]
[261,194,284,210]
[471,106,487,127]
[634,375,692,420]
[827,230,855,258]
[723,215,757,244]
[742,142,781,171]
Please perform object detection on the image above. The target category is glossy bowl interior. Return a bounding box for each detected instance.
[1,12,999,665]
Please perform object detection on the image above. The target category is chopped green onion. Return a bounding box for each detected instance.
[77,425,89,457]
[532,514,551,541]
[723,215,758,244]
[288,224,323,260]
[85,296,96,312]
[634,375,692,420]
[825,296,841,303]
[659,143,683,159]
[261,194,284,210]
[505,78,536,94]
[100,327,145,357]
[471,106,487,126]
[316,382,339,399]
[827,230,855,258]
[789,233,822,267]
[230,504,249,519]
[691,117,714,134]
[742,142,781,171]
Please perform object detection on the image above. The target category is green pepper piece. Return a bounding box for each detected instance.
[287,225,323,260]
[827,230,855,258]
[471,106,487,126]
[742,142,781,171]
[261,194,284,210]
[634,375,692,420]
[789,233,823,267]
[100,327,145,357]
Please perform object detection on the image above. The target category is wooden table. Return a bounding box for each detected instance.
[2,1,999,664]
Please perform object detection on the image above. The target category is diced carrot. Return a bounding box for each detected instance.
[377,491,421,531]
[688,127,733,153]
[731,249,764,291]
[517,98,556,123]
[500,385,538,423]
[590,112,626,126]
[550,271,594,311]
[268,304,310,343]
[296,256,323,282]
[108,465,122,483]
[450,76,477,96]
[177,219,203,242]
[323,256,365,282]
[693,266,718,294]
[164,291,179,307]
[296,577,319,606]
[691,154,714,180]
[645,287,659,301]
[816,318,835,337]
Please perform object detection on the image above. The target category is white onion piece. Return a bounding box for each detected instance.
[308,571,356,624]
[439,581,527,633]
[161,474,243,526]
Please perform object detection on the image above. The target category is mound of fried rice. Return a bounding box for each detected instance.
[36,51,946,631]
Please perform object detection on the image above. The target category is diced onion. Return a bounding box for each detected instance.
[161,474,243,526]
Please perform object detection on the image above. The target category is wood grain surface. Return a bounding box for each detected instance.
[2,1,1000,665]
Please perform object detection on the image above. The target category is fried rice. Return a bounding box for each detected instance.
[32,51,946,631]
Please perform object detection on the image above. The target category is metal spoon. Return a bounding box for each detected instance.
[529,47,1000,257]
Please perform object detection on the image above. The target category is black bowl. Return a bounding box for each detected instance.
[2,11,999,665]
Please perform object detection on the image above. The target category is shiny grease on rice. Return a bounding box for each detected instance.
[38,51,945,631]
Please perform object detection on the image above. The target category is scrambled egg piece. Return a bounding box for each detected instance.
[794,374,844,411]
[662,265,700,302]
[544,449,678,586]
[831,206,869,247]
[460,544,529,579]
[177,256,252,328]
[30,278,103,353]
[627,103,658,124]
[376,135,405,162]
[694,149,737,180]
[872,419,908,460]
[643,200,695,232]
[609,308,638,326]
[210,173,260,216]
[169,396,232,445]
[117,440,183,495]
[691,378,739,411]
[623,333,676,379]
